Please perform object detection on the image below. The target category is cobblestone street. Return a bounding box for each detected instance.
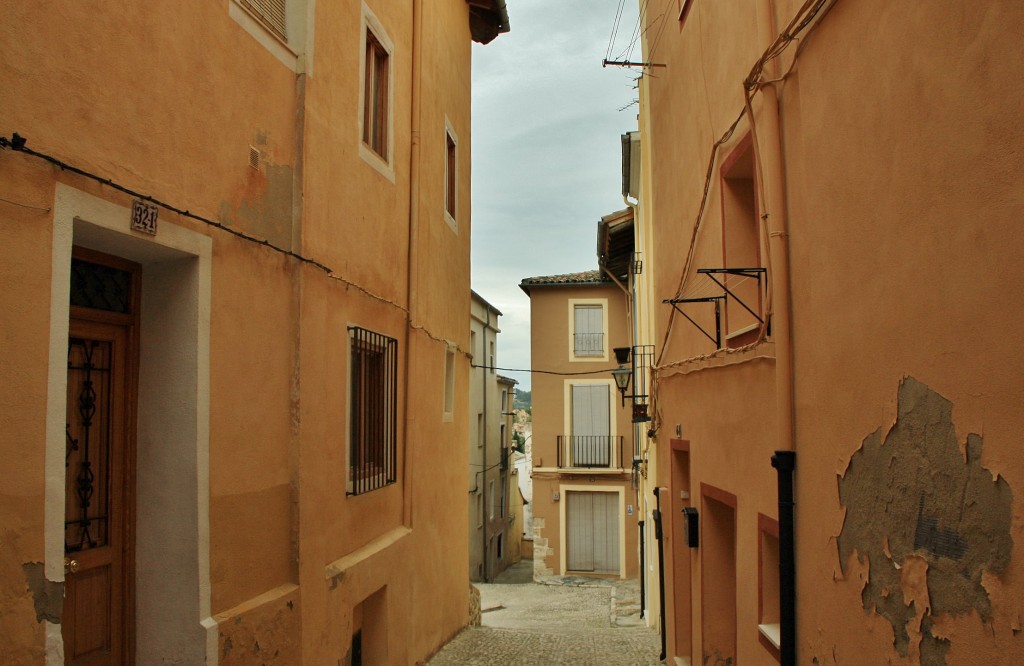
[428,561,661,665]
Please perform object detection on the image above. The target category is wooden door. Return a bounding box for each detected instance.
[63,251,138,665]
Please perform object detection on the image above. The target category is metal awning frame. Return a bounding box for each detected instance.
[663,267,767,348]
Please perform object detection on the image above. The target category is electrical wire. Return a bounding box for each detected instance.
[642,0,676,66]
[605,0,627,61]
[647,0,838,432]
[0,195,51,211]
[471,364,622,377]
[0,132,471,359]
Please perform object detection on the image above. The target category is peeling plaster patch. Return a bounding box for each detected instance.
[22,562,62,624]
[219,163,295,250]
[837,377,1013,663]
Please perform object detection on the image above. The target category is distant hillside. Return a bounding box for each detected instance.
[513,389,531,411]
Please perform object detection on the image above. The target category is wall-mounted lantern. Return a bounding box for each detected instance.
[610,346,652,423]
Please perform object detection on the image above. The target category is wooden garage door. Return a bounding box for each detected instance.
[566,491,619,574]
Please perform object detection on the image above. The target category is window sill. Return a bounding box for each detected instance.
[229,1,302,72]
[758,623,781,650]
[725,323,759,340]
[358,142,395,183]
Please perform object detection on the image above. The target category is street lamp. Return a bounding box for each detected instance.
[611,347,632,406]
[611,346,651,423]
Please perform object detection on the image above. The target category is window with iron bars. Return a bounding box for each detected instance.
[348,326,398,495]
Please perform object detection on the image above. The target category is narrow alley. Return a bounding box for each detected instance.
[428,559,660,665]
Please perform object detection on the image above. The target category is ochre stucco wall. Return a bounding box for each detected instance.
[640,0,1024,664]
[0,0,485,662]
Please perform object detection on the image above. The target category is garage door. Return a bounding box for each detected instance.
[566,491,619,574]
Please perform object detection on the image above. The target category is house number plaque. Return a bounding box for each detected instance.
[131,199,158,235]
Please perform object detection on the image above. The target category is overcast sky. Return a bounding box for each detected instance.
[470,0,642,392]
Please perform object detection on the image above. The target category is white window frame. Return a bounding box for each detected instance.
[229,0,317,74]
[358,3,395,182]
[442,344,455,421]
[567,298,609,362]
[444,118,459,233]
[562,378,618,467]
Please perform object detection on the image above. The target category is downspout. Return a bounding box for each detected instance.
[481,310,489,582]
[653,487,667,661]
[481,303,498,582]
[638,519,646,618]
[402,0,423,528]
[751,0,796,661]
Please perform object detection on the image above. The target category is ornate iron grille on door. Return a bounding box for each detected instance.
[65,338,113,552]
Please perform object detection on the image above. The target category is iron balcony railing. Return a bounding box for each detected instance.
[556,435,625,469]
[573,332,604,356]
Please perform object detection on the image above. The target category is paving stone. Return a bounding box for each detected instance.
[428,578,660,665]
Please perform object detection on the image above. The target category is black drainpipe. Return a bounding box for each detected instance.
[771,451,796,666]
[653,488,667,661]
[638,520,646,618]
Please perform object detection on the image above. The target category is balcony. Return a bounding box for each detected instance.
[573,332,604,356]
[556,435,625,469]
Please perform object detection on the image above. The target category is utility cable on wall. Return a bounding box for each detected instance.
[0,132,470,358]
[647,0,838,433]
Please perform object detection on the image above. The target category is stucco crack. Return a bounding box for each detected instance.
[21,562,62,624]
[837,377,1013,663]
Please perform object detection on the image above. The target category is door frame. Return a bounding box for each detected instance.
[44,184,215,663]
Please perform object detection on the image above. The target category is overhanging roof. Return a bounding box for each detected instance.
[468,0,510,44]
[597,208,635,283]
[519,269,609,295]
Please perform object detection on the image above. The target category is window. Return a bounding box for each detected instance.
[362,30,389,158]
[721,135,763,345]
[229,0,312,74]
[758,514,782,659]
[477,413,484,448]
[489,479,495,520]
[241,0,287,38]
[570,384,612,467]
[443,347,455,417]
[573,304,604,357]
[445,127,458,228]
[500,475,506,518]
[348,326,398,495]
[489,341,495,374]
[678,0,695,23]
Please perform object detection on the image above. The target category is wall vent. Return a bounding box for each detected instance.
[248,146,261,170]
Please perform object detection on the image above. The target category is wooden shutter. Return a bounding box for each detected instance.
[242,0,287,38]
[566,492,595,571]
[574,305,603,355]
[571,385,610,466]
[566,492,620,574]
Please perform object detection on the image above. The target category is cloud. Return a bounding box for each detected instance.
[471,0,641,390]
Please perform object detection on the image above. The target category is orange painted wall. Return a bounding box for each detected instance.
[0,0,489,662]
[640,0,1024,664]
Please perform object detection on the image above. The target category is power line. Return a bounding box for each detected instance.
[471,364,619,377]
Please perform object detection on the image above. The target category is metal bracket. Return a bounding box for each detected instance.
[662,296,724,348]
[697,268,766,324]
